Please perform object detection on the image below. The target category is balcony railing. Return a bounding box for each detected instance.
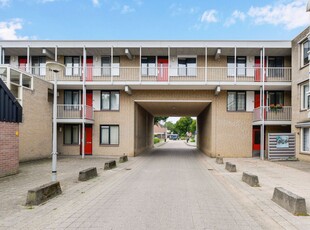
[253,106,292,122]
[57,104,94,120]
[16,65,292,83]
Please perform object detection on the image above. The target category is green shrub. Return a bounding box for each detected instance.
[154,137,160,144]
[190,138,195,142]
[180,136,185,140]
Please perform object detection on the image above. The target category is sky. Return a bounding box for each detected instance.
[0,0,310,40]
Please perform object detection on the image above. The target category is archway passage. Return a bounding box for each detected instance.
[134,100,211,156]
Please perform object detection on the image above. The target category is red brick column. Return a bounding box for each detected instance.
[0,121,19,177]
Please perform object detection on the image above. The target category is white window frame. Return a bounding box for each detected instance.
[100,125,119,145]
[301,127,310,154]
[177,55,197,77]
[64,124,80,145]
[301,39,310,67]
[301,83,310,111]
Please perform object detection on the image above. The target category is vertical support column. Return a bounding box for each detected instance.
[18,73,23,106]
[205,46,208,83]
[234,47,237,83]
[260,47,265,160]
[27,45,30,73]
[7,66,11,89]
[168,46,170,83]
[82,46,86,159]
[55,46,58,62]
[2,47,4,65]
[111,46,113,83]
[0,46,2,64]
[51,70,58,181]
[139,46,142,83]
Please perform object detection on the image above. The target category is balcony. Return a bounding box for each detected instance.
[26,65,291,84]
[253,106,292,124]
[56,104,94,123]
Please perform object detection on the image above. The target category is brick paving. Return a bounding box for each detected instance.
[0,141,309,229]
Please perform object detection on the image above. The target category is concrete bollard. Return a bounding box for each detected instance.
[272,187,307,216]
[26,181,62,206]
[242,172,260,187]
[216,157,224,164]
[225,162,237,172]
[104,160,117,170]
[78,167,98,181]
[119,155,128,163]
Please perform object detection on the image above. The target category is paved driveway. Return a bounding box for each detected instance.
[0,141,308,229]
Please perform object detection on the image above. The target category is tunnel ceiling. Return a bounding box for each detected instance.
[136,100,211,117]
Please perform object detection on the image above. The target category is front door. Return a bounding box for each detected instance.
[157,57,168,81]
[253,127,261,151]
[86,91,93,120]
[254,57,266,82]
[18,56,27,71]
[84,125,92,155]
[82,57,93,81]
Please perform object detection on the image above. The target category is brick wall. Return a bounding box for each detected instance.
[0,121,19,177]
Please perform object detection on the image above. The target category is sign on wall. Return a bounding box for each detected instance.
[268,133,295,160]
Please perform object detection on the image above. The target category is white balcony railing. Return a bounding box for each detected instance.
[18,65,292,83]
[57,104,94,120]
[253,106,292,122]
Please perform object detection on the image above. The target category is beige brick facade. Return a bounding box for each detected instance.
[0,122,19,177]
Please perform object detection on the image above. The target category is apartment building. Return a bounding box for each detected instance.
[1,28,308,162]
[292,27,310,162]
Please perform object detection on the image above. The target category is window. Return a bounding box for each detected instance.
[227,56,246,77]
[64,90,80,110]
[32,56,46,76]
[65,56,80,76]
[64,125,79,145]
[101,91,120,111]
[302,40,310,66]
[101,56,120,76]
[301,83,310,110]
[268,57,284,77]
[302,128,310,152]
[4,56,10,64]
[141,56,156,76]
[178,58,197,76]
[100,125,119,145]
[227,91,246,111]
[268,91,284,106]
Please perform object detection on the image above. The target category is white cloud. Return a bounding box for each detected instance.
[0,19,29,40]
[121,5,135,14]
[92,0,99,7]
[200,10,218,23]
[0,0,10,7]
[224,10,246,27]
[169,4,199,16]
[248,0,310,30]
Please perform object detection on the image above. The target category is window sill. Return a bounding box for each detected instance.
[300,63,309,70]
[63,144,80,146]
[99,144,119,147]
[300,151,310,155]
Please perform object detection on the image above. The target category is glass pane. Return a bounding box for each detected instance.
[303,128,309,151]
[72,126,79,144]
[187,63,196,76]
[64,91,72,104]
[111,92,119,110]
[64,125,72,144]
[101,92,110,110]
[101,126,109,144]
[102,56,111,65]
[227,92,236,111]
[304,85,309,109]
[110,126,119,145]
[304,41,309,65]
[148,63,156,76]
[141,63,148,76]
[237,92,246,111]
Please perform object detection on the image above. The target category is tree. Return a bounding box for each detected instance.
[174,117,193,137]
[190,119,196,134]
[165,121,175,133]
[154,116,168,125]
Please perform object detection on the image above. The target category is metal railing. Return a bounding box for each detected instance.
[253,106,292,122]
[17,65,292,83]
[57,104,94,120]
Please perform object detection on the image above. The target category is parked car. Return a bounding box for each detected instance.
[170,134,179,140]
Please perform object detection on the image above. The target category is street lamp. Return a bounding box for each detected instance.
[51,68,59,182]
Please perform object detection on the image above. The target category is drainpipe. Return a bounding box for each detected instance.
[82,46,86,159]
[27,45,30,73]
[0,46,2,64]
[234,47,237,84]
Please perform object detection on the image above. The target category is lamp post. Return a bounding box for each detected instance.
[51,68,59,182]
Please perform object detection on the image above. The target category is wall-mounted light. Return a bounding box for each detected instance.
[95,56,98,62]
[215,48,221,60]
[12,56,15,62]
[125,49,132,60]
[59,127,62,132]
